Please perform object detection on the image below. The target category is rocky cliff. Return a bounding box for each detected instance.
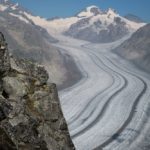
[0,32,75,150]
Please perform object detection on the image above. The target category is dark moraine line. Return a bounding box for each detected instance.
[93,55,147,150]
[68,52,116,125]
[72,52,128,139]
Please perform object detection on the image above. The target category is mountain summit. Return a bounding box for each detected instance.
[0,0,21,12]
[77,5,103,18]
[63,6,145,43]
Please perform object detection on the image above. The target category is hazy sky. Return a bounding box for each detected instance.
[12,0,150,22]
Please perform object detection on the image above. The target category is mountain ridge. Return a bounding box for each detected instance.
[0,1,146,39]
[113,23,150,73]
[63,6,145,43]
[0,1,82,89]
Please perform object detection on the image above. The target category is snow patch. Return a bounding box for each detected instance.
[11,3,19,10]
[46,17,80,34]
[23,12,48,25]
[77,5,99,18]
[9,12,29,23]
[0,4,8,11]
[23,11,80,34]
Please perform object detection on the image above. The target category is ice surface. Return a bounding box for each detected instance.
[53,35,150,150]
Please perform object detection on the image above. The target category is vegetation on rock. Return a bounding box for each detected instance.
[0,32,75,150]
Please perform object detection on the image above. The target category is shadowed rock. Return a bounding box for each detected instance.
[0,32,75,150]
[0,32,10,76]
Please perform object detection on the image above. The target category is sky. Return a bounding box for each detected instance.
[12,0,150,22]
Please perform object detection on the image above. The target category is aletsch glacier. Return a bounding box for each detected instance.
[1,1,150,149]
[56,35,150,150]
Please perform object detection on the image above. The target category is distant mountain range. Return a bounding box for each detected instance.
[1,1,145,42]
[114,23,150,73]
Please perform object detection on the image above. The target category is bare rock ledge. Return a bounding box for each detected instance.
[0,32,75,150]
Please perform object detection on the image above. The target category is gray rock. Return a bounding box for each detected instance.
[90,7,102,16]
[10,56,49,85]
[0,33,75,150]
[0,97,12,121]
[2,77,28,98]
[0,32,10,76]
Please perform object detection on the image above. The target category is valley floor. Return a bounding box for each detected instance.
[54,35,150,150]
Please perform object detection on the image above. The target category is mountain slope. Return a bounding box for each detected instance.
[0,1,82,89]
[114,23,150,73]
[0,0,57,42]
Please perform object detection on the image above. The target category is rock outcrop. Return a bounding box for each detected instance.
[0,32,75,150]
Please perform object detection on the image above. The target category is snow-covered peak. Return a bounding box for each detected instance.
[0,1,146,37]
[86,5,99,11]
[0,0,14,7]
[0,0,32,14]
[77,5,102,18]
[107,8,118,16]
[0,0,18,11]
[11,2,19,10]
[0,0,11,11]
[0,0,9,4]
[0,0,35,24]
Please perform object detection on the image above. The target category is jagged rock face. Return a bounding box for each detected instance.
[90,7,101,16]
[0,33,75,150]
[0,32,10,76]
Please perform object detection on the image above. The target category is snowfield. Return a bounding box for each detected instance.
[53,35,150,150]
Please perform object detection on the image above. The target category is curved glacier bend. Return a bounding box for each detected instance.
[56,36,150,150]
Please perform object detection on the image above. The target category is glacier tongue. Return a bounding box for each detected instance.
[55,34,150,150]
